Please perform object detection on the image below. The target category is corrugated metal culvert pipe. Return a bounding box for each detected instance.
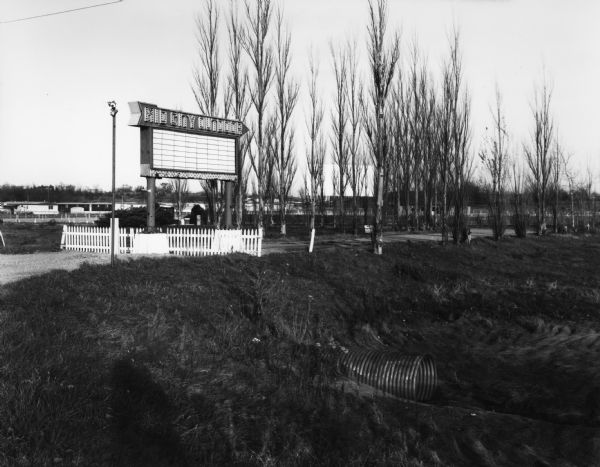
[337,349,437,402]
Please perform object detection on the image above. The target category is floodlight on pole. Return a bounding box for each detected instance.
[108,100,118,267]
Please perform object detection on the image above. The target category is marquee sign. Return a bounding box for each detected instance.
[128,101,248,181]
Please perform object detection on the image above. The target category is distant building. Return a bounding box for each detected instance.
[3,201,114,215]
[15,203,59,215]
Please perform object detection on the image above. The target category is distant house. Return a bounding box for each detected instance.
[115,202,145,211]
[15,203,59,215]
[3,201,113,215]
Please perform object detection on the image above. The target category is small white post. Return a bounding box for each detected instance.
[257,227,263,257]
[110,217,120,258]
[309,228,315,253]
[60,225,66,249]
[0,230,5,248]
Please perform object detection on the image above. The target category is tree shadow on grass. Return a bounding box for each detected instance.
[109,359,187,467]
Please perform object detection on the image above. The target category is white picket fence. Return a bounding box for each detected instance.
[60,224,141,254]
[168,228,262,256]
[60,225,262,257]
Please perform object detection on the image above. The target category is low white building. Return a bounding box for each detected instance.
[15,203,59,215]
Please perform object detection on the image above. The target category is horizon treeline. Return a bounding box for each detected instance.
[0,183,206,204]
[0,180,593,212]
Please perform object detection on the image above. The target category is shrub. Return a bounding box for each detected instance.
[449,214,469,243]
[489,210,506,240]
[95,206,174,228]
[189,204,207,226]
[513,213,528,238]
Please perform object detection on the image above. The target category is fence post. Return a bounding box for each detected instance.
[60,225,66,249]
[110,217,120,257]
[257,228,263,257]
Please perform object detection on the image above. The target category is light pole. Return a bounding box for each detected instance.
[108,100,118,267]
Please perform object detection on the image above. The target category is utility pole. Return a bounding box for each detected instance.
[108,100,118,267]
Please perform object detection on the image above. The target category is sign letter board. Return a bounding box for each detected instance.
[129,102,248,181]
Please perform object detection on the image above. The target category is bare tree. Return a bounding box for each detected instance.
[331,168,340,228]
[316,137,327,228]
[346,39,364,236]
[243,0,274,230]
[422,82,437,231]
[389,80,402,229]
[357,153,371,227]
[305,49,325,231]
[563,152,577,230]
[438,29,471,244]
[225,0,251,228]
[365,0,400,254]
[192,0,224,226]
[437,67,452,244]
[261,115,278,226]
[390,76,411,229]
[550,137,563,233]
[169,179,189,221]
[240,164,252,223]
[479,86,509,240]
[273,129,297,231]
[448,34,472,244]
[585,164,595,230]
[511,160,529,238]
[405,43,436,232]
[524,74,554,235]
[205,181,226,225]
[408,42,423,231]
[193,0,221,117]
[330,43,349,232]
[451,97,472,244]
[273,9,299,236]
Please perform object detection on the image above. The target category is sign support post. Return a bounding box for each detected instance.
[146,176,156,232]
[225,181,233,228]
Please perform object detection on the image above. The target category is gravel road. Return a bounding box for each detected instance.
[0,251,111,286]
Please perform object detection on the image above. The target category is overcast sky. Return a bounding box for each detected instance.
[1,0,599,192]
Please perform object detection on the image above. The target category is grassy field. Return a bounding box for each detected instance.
[1,230,600,465]
[0,222,63,254]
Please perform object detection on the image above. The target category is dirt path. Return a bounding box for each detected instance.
[0,251,111,285]
[262,228,498,254]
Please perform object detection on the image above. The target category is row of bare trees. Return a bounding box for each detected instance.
[191,0,284,231]
[187,0,480,251]
[186,0,594,253]
[358,2,473,249]
[479,73,590,239]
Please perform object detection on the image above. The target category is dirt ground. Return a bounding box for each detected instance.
[0,251,111,285]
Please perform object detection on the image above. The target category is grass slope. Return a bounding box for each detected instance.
[1,235,600,465]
